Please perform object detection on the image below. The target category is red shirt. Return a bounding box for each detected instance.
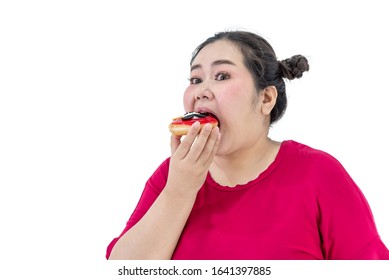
[106,140,389,259]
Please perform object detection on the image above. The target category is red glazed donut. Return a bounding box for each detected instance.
[169,112,218,136]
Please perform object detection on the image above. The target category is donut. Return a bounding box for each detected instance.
[169,112,219,136]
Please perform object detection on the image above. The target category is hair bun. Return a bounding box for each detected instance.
[278,55,309,80]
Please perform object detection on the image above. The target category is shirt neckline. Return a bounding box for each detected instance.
[205,140,291,192]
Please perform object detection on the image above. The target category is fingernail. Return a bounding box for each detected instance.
[203,123,212,131]
[193,121,200,128]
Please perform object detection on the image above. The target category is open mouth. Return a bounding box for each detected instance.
[182,111,221,128]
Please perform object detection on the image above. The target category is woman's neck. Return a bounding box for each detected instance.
[210,137,281,187]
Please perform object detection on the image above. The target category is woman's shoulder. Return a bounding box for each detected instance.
[283,140,341,164]
[281,140,347,177]
[280,140,364,206]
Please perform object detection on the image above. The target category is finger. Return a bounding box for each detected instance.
[201,128,221,168]
[186,123,213,161]
[198,127,220,164]
[173,122,201,159]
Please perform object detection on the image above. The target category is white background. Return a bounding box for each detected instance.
[1,0,388,278]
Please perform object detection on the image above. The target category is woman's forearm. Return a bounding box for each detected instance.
[108,185,197,260]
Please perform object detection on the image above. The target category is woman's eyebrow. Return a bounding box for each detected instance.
[191,59,237,71]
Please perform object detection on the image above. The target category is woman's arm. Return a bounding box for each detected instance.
[109,122,220,259]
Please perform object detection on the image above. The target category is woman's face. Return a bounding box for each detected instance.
[183,40,269,156]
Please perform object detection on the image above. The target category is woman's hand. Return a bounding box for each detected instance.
[167,122,220,196]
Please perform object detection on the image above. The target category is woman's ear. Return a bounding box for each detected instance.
[260,86,277,115]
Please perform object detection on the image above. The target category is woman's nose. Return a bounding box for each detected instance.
[195,88,214,101]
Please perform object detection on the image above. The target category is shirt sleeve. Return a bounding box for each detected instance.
[105,158,170,259]
[313,153,389,259]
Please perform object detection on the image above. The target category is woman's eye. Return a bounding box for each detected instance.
[215,72,230,81]
[189,77,202,84]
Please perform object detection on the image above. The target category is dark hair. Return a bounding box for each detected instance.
[191,31,309,124]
